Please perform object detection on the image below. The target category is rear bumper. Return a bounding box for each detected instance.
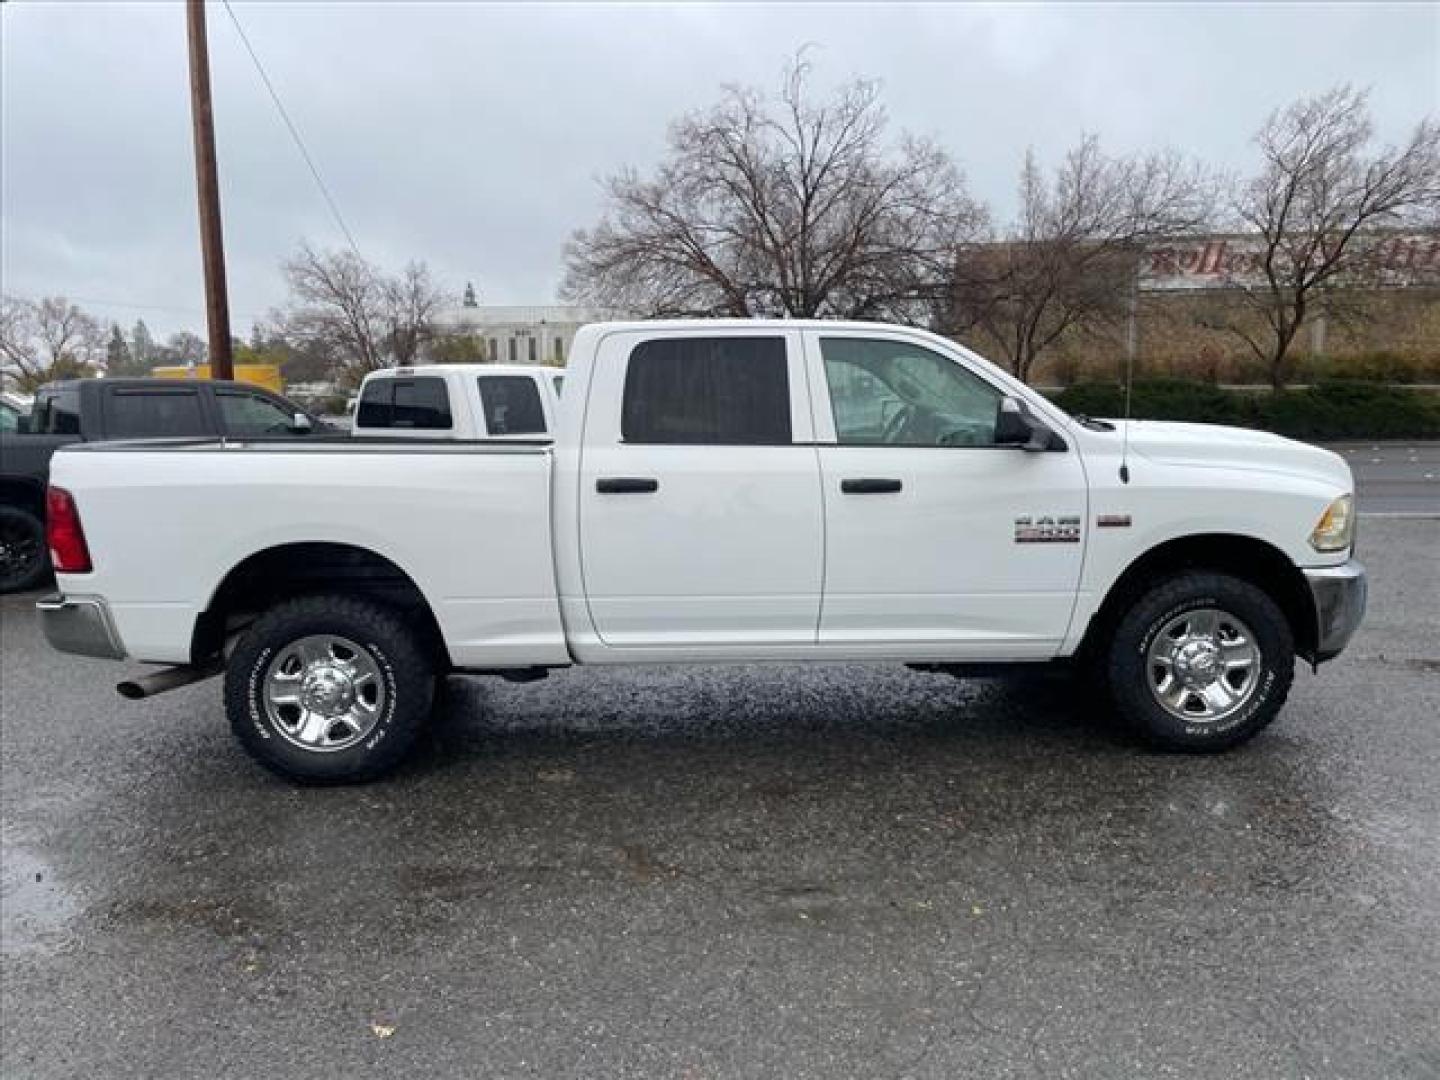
[36,593,127,660]
[1304,559,1367,663]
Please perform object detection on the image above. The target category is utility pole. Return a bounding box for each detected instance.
[186,0,234,380]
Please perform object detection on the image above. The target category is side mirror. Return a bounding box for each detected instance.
[290,412,313,434]
[994,396,1064,452]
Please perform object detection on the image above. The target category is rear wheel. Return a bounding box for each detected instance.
[0,505,48,594]
[225,594,435,782]
[1105,572,1294,752]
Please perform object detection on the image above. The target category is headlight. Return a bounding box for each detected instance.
[1310,494,1354,552]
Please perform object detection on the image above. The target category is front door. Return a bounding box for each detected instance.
[806,331,1087,659]
[578,329,823,649]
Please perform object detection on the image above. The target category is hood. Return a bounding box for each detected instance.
[1106,420,1352,489]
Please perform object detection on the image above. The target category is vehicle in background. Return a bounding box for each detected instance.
[0,378,329,593]
[352,364,560,439]
[0,390,32,434]
[152,363,285,394]
[37,320,1365,783]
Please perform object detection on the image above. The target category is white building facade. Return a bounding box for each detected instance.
[432,304,631,368]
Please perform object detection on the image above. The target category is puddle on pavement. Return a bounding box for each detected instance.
[1,840,79,957]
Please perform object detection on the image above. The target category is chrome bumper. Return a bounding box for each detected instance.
[35,594,127,661]
[1304,560,1367,663]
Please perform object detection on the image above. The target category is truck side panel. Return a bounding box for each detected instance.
[50,445,568,668]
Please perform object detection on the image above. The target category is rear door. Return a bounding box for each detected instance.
[805,330,1087,658]
[577,329,823,649]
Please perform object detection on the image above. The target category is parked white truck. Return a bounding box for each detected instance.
[39,320,1366,782]
[352,364,562,439]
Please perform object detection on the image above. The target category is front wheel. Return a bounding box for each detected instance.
[225,594,435,782]
[1105,572,1294,752]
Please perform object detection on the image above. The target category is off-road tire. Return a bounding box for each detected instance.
[0,505,49,594]
[1106,571,1294,752]
[225,594,434,783]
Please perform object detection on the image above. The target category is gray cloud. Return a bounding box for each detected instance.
[3,1,1436,336]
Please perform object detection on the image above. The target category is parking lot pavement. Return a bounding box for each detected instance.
[1,520,1437,1080]
[1325,441,1440,515]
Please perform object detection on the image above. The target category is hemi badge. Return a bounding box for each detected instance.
[1097,514,1132,528]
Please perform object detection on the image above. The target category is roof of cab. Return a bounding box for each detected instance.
[363,364,560,379]
[577,318,923,334]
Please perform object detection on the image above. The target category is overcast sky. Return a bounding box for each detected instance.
[3,1,1437,337]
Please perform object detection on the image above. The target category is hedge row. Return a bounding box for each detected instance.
[1048,379,1440,440]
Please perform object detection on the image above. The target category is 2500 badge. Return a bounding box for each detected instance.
[1014,514,1082,544]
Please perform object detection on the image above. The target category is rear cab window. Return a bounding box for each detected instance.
[101,387,209,438]
[355,376,452,430]
[477,375,547,436]
[621,337,792,445]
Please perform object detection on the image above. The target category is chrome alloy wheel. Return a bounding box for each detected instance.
[262,634,387,752]
[1145,608,1261,723]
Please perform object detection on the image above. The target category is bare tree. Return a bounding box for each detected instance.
[155,331,208,366]
[562,55,985,321]
[1227,85,1440,387]
[943,137,1215,383]
[0,294,104,390]
[280,244,442,382]
[385,261,442,367]
[0,295,38,384]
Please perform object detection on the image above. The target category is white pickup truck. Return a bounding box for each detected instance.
[352,364,562,439]
[39,320,1366,782]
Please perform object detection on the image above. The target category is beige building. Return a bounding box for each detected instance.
[432,303,631,368]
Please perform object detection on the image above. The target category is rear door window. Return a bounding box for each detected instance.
[477,375,546,435]
[621,337,791,445]
[102,388,208,438]
[355,377,452,430]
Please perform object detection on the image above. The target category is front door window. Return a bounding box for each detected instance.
[821,337,1002,447]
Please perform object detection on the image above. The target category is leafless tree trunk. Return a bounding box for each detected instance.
[1227,85,1439,388]
[943,138,1215,383]
[0,294,104,391]
[562,54,985,322]
[385,261,441,367]
[280,244,442,383]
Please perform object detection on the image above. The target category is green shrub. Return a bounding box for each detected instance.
[1255,380,1440,439]
[1048,378,1440,439]
[1050,378,1245,425]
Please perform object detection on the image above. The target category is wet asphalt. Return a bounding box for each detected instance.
[2,518,1438,1079]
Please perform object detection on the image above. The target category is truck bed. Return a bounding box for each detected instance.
[49,440,568,668]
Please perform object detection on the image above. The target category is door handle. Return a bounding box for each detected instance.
[840,478,903,494]
[596,477,659,494]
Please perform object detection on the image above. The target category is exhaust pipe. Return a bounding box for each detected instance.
[117,659,224,700]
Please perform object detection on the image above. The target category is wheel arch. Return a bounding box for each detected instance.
[1080,533,1317,664]
[192,541,450,669]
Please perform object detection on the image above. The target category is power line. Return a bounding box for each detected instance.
[219,0,365,262]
